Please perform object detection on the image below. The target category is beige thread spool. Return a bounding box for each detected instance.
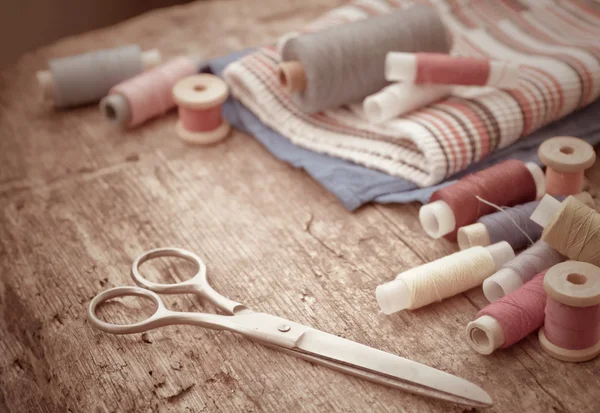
[172,75,231,145]
[538,136,596,196]
[36,49,162,102]
[539,261,600,362]
[531,195,600,267]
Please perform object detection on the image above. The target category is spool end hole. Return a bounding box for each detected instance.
[194,85,206,92]
[104,104,117,119]
[560,146,574,155]
[471,327,489,347]
[567,273,587,285]
[422,213,439,235]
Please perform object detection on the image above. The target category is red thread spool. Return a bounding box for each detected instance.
[539,261,600,362]
[419,160,545,241]
[538,136,596,197]
[172,74,230,145]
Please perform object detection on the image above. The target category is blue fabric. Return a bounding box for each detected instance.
[206,50,600,211]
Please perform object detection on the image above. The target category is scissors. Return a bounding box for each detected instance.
[88,247,492,408]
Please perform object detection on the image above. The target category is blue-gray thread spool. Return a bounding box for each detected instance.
[279,5,452,113]
[36,45,161,109]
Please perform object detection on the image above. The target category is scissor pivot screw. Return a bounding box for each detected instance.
[278,325,291,332]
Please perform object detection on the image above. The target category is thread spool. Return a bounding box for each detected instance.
[376,242,514,314]
[385,52,519,89]
[466,270,547,355]
[420,160,545,241]
[539,261,600,362]
[538,136,596,196]
[172,75,230,145]
[457,200,547,251]
[100,57,199,128]
[531,195,600,267]
[457,193,594,252]
[482,241,564,302]
[278,5,452,113]
[363,83,452,123]
[36,45,162,108]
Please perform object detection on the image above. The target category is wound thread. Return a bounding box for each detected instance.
[468,270,547,355]
[385,52,519,89]
[41,45,160,108]
[423,160,540,241]
[539,261,600,362]
[172,74,231,145]
[538,136,596,197]
[376,242,514,314]
[478,200,545,250]
[459,194,594,251]
[541,197,600,267]
[483,241,564,302]
[544,298,600,350]
[280,5,451,113]
[101,57,198,128]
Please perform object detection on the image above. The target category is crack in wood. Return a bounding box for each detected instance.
[514,354,569,413]
[166,383,195,403]
[303,212,372,279]
[372,206,428,263]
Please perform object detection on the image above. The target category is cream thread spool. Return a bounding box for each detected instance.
[539,261,600,362]
[420,162,546,240]
[36,46,162,107]
[538,136,596,196]
[172,74,231,145]
[376,242,515,314]
[363,83,452,123]
[531,195,600,267]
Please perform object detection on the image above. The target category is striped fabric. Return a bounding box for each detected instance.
[224,0,600,187]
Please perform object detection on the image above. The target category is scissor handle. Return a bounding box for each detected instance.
[87,286,240,335]
[88,286,171,334]
[130,247,245,315]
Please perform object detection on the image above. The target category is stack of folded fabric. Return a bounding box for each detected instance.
[206,0,600,210]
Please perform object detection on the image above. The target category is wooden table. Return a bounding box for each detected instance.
[1,1,599,412]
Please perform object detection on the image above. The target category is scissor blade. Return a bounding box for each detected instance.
[294,329,492,408]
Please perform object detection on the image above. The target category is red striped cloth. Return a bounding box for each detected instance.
[224,0,600,187]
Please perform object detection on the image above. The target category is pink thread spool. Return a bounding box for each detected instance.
[538,136,596,197]
[172,74,230,145]
[100,57,198,128]
[385,52,519,89]
[539,261,600,362]
[466,270,547,355]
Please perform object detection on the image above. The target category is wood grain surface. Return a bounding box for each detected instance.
[1,1,599,412]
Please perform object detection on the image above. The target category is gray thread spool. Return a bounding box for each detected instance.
[457,199,559,251]
[36,45,162,109]
[482,241,565,302]
[279,5,452,113]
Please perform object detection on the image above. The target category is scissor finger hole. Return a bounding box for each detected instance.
[92,291,159,326]
[136,254,201,286]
